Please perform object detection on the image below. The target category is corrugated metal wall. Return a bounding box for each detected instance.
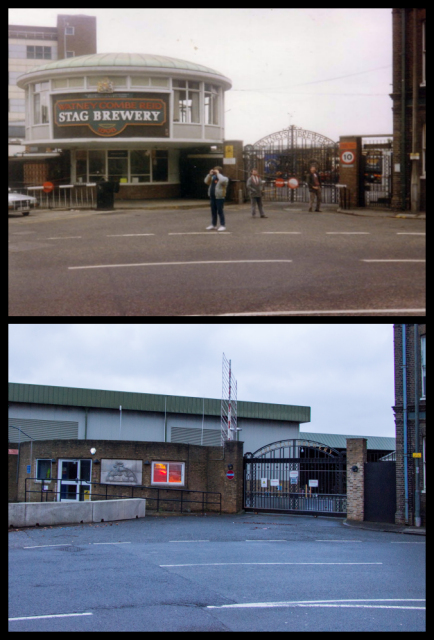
[8,418,78,442]
[170,426,221,447]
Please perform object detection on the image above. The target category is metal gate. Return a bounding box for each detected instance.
[361,136,393,208]
[244,439,347,516]
[364,461,396,523]
[244,125,340,204]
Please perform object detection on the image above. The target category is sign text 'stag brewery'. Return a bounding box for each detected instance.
[54,97,166,137]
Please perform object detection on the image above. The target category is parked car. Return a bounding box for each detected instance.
[8,189,39,216]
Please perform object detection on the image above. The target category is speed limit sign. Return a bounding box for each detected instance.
[341,151,355,164]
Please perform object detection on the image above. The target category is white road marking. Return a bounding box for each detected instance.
[106,234,155,237]
[168,232,231,235]
[169,540,209,542]
[258,232,301,234]
[68,260,293,270]
[190,308,425,317]
[315,540,362,542]
[361,259,425,262]
[207,599,425,610]
[47,236,82,239]
[9,612,93,621]
[160,562,382,567]
[245,540,286,542]
[92,542,131,545]
[390,541,425,544]
[326,232,370,234]
[24,544,72,549]
[396,232,425,235]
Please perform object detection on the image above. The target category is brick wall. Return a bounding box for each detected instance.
[11,439,244,514]
[57,15,97,59]
[391,8,426,211]
[393,323,426,525]
[346,438,367,521]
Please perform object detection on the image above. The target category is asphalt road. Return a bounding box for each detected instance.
[8,513,426,632]
[9,204,425,316]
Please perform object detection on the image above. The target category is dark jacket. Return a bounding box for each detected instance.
[307,171,322,192]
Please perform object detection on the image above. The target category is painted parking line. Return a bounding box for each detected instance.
[9,612,93,621]
[68,259,293,270]
[160,562,383,567]
[206,599,425,610]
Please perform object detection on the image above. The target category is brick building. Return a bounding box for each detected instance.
[8,14,97,187]
[393,324,426,526]
[390,8,426,212]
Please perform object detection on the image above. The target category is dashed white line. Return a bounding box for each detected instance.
[191,308,425,316]
[92,542,131,545]
[206,599,425,610]
[169,540,209,542]
[160,562,382,567]
[361,259,425,262]
[9,612,93,621]
[68,260,293,270]
[47,236,82,240]
[326,232,370,235]
[24,544,72,549]
[106,234,155,237]
[396,232,425,235]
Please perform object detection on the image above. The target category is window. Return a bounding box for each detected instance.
[27,46,52,59]
[173,79,200,123]
[37,459,52,480]
[33,82,49,124]
[131,149,151,183]
[421,335,426,398]
[65,26,75,35]
[152,150,168,182]
[151,461,185,486]
[89,150,106,181]
[66,51,75,58]
[108,150,128,183]
[205,84,219,125]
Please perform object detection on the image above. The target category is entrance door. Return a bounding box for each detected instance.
[58,459,92,501]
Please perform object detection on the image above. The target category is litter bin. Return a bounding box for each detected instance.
[96,179,119,210]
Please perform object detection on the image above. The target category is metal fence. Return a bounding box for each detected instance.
[10,184,96,210]
[24,477,221,515]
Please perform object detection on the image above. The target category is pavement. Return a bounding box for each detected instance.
[343,518,426,535]
[33,198,426,219]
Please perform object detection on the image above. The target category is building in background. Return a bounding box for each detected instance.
[393,324,426,526]
[8,14,97,187]
[390,8,426,212]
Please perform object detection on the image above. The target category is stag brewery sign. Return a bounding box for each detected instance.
[53,93,169,138]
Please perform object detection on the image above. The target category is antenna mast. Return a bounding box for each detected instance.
[221,353,238,445]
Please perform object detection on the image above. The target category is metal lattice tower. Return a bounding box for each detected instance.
[221,353,238,446]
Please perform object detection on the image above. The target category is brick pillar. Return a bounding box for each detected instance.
[346,438,367,521]
[339,136,363,207]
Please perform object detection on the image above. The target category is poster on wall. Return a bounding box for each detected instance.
[53,93,170,139]
[100,459,143,485]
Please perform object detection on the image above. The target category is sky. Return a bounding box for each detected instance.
[8,8,393,144]
[8,324,396,439]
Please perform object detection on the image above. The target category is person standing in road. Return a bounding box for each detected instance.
[246,168,268,218]
[204,166,229,231]
[308,165,322,212]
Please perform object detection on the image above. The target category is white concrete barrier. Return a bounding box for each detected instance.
[8,499,146,528]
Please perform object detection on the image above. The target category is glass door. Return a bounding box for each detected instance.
[58,459,92,501]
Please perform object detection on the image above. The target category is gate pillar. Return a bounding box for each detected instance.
[339,136,363,207]
[346,438,367,521]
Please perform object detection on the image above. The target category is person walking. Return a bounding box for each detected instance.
[246,169,268,218]
[204,166,229,231]
[307,165,322,212]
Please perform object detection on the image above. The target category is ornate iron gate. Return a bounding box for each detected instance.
[244,439,347,516]
[244,125,340,204]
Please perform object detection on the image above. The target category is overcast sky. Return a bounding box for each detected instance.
[9,8,393,144]
[9,324,396,439]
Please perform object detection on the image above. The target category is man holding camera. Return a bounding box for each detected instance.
[204,166,229,231]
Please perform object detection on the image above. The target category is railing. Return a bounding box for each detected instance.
[9,184,96,210]
[24,478,221,515]
[245,492,347,515]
